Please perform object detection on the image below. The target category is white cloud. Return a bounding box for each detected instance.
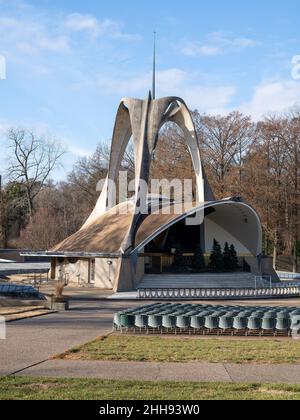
[68,145,93,158]
[0,17,71,54]
[93,68,236,112]
[0,11,139,59]
[95,70,299,119]
[64,13,140,41]
[181,32,260,57]
[182,44,221,57]
[65,13,100,33]
[0,120,11,137]
[241,80,300,119]
[64,14,118,38]
[38,35,70,52]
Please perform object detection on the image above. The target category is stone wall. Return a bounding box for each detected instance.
[54,258,89,286]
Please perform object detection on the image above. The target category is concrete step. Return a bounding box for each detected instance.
[0,306,46,316]
[138,273,263,290]
[4,309,57,322]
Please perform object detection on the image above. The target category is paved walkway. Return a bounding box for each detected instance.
[0,300,140,376]
[14,359,300,384]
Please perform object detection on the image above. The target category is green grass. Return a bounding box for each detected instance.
[1,377,300,400]
[58,335,300,364]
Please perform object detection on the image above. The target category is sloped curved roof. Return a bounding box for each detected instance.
[52,198,262,257]
[52,200,185,255]
[52,202,134,254]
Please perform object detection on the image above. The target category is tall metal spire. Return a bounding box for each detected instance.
[152,31,156,99]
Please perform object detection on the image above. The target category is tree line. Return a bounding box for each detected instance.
[0,108,299,271]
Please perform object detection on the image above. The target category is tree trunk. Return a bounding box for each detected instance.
[293,242,299,273]
[273,231,278,271]
[273,246,277,271]
[26,187,33,218]
[0,175,7,248]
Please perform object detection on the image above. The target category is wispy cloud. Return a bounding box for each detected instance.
[89,68,236,112]
[181,32,261,57]
[240,79,300,119]
[0,17,71,54]
[68,145,94,158]
[64,13,140,41]
[0,120,11,137]
[0,10,140,58]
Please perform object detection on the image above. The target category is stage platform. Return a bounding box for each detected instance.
[139,273,261,290]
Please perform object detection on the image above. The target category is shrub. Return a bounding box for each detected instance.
[192,244,206,272]
[55,282,65,298]
[209,239,224,271]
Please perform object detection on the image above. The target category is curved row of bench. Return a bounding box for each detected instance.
[114,303,300,332]
[138,286,300,300]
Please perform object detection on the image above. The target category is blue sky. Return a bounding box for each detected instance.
[0,0,300,179]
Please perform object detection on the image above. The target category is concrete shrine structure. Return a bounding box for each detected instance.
[35,93,277,292]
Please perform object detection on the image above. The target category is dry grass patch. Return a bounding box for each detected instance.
[57,335,300,365]
[1,377,300,400]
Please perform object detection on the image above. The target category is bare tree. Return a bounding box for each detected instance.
[0,175,7,247]
[7,128,65,216]
[285,109,300,272]
[255,116,288,268]
[69,140,135,210]
[198,111,254,197]
[68,142,110,209]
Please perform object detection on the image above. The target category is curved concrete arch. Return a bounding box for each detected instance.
[131,200,263,257]
[115,95,210,253]
[82,101,132,228]
[84,95,229,253]
[168,102,204,203]
[168,98,214,201]
[107,101,132,184]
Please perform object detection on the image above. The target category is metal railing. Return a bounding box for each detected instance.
[138,285,300,300]
[254,276,272,289]
[278,272,300,280]
[21,273,49,288]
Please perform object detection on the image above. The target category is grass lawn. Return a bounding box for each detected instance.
[58,335,300,364]
[1,377,300,400]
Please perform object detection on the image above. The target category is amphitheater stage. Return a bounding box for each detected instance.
[136,274,300,301]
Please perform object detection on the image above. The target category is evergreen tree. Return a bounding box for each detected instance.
[171,243,187,272]
[223,242,232,271]
[192,244,206,272]
[229,244,239,271]
[209,239,224,271]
